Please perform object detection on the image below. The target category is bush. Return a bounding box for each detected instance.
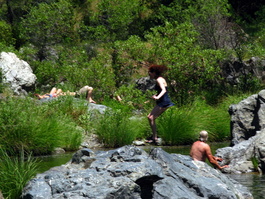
[158,107,196,145]
[114,84,155,111]
[0,20,15,46]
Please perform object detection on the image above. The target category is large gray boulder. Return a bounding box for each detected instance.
[22,146,253,199]
[216,89,265,174]
[229,90,265,146]
[216,129,265,174]
[0,52,36,95]
[228,94,258,146]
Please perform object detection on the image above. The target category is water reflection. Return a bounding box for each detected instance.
[228,173,265,199]
[36,153,73,173]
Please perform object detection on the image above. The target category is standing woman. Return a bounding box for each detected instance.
[146,64,174,144]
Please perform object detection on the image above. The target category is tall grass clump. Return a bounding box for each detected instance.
[95,109,148,148]
[0,97,82,155]
[157,97,231,145]
[188,97,231,141]
[0,149,39,199]
[42,95,89,134]
[157,108,196,145]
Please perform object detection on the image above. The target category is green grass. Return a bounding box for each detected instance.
[0,96,82,155]
[0,88,259,198]
[0,149,39,199]
[94,109,149,148]
[156,96,243,145]
[93,93,252,147]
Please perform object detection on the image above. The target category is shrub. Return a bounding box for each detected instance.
[114,84,155,112]
[0,20,15,46]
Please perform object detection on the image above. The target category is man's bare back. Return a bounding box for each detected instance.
[190,131,229,170]
[190,140,209,162]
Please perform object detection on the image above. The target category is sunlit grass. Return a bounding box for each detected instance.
[0,149,39,199]
[94,109,148,148]
[0,97,82,155]
[157,97,236,145]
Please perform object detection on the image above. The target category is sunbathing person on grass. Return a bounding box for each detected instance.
[35,85,96,103]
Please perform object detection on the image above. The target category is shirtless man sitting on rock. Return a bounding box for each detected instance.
[190,130,229,170]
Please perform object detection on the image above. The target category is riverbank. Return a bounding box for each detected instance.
[36,142,262,199]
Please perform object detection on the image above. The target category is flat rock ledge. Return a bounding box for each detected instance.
[22,146,253,199]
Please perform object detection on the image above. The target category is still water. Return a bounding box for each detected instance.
[36,143,264,199]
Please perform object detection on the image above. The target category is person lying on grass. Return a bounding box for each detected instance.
[35,85,96,103]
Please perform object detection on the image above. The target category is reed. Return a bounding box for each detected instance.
[0,96,82,155]
[95,109,148,148]
[0,149,38,199]
[157,97,231,145]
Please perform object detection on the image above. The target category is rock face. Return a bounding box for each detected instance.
[216,89,265,174]
[221,57,265,86]
[22,146,253,199]
[0,52,36,95]
[228,90,265,146]
[216,129,265,174]
[135,76,156,92]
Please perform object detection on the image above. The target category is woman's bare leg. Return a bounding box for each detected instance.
[147,105,168,140]
[49,87,57,95]
[56,89,63,96]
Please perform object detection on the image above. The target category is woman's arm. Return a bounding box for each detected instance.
[152,77,167,100]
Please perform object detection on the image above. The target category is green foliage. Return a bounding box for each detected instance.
[86,0,143,42]
[115,84,154,111]
[0,20,15,46]
[19,0,77,59]
[0,69,2,93]
[0,149,38,199]
[251,157,259,171]
[0,43,16,54]
[0,0,262,106]
[157,97,231,145]
[158,108,196,145]
[0,0,265,149]
[144,21,226,105]
[187,0,232,49]
[34,60,60,85]
[112,36,147,87]
[0,97,82,155]
[95,110,147,148]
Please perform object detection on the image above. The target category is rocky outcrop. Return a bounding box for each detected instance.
[135,76,156,92]
[0,52,36,95]
[228,92,261,146]
[216,129,265,174]
[221,57,265,86]
[216,90,265,174]
[22,146,253,199]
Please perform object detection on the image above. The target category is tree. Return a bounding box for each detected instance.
[83,0,145,42]
[144,21,226,104]
[19,0,76,60]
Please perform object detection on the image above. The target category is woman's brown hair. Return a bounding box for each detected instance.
[148,64,168,78]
